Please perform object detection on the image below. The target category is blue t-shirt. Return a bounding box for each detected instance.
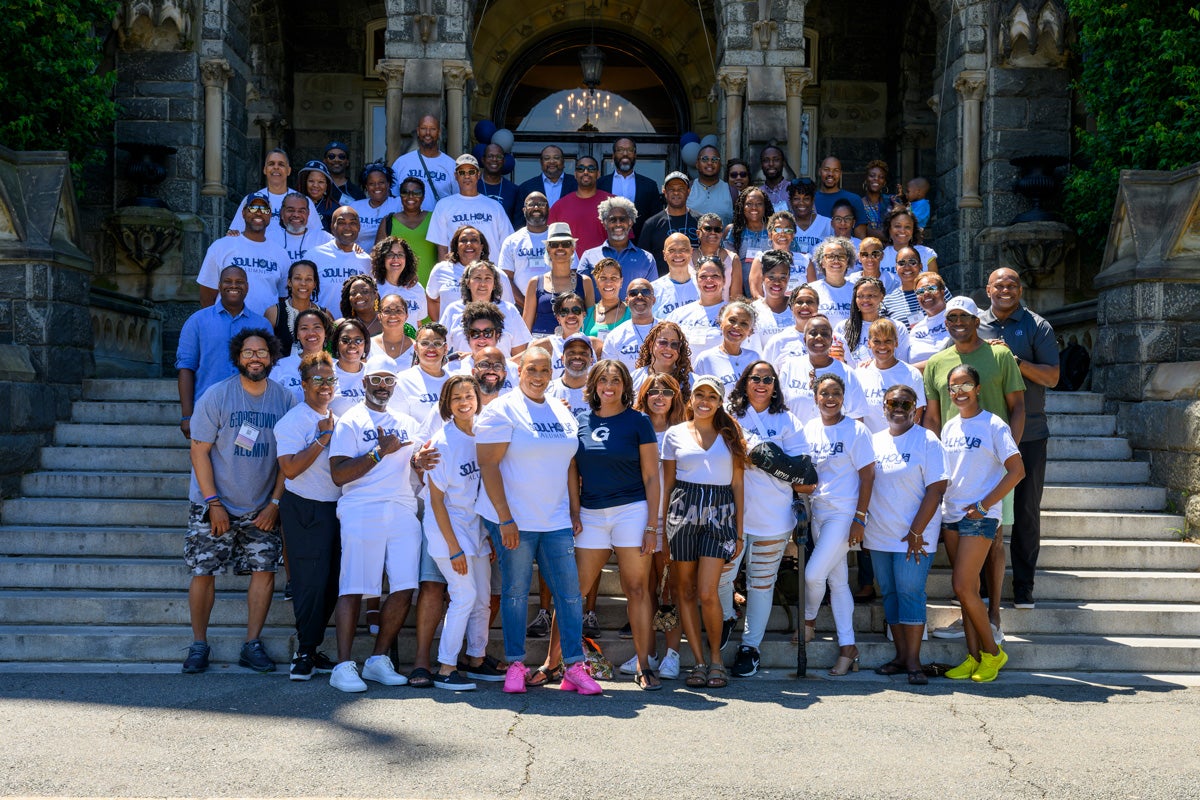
[574,407,657,510]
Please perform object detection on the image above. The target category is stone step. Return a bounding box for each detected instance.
[0,498,187,528]
[40,446,192,473]
[1041,484,1165,512]
[1046,437,1131,461]
[1045,459,1150,484]
[83,379,178,403]
[70,401,180,426]
[20,471,188,500]
[916,539,1200,572]
[1046,414,1116,436]
[924,602,1200,637]
[54,423,186,449]
[1045,392,1104,414]
[0,526,180,557]
[923,570,1200,603]
[1040,511,1185,540]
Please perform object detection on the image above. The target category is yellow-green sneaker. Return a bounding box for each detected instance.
[944,654,979,680]
[971,646,1009,683]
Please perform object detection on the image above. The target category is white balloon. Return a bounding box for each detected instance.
[680,141,702,166]
[700,134,720,149]
[490,128,515,153]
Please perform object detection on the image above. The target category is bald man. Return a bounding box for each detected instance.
[814,156,862,217]
[310,206,371,310]
[390,115,458,211]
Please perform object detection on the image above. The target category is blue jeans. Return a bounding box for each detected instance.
[946,516,999,540]
[485,520,585,665]
[870,550,934,626]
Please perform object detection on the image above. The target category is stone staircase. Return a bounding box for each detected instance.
[1,380,1198,674]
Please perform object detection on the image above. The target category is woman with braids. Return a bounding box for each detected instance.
[349,162,401,247]
[723,186,774,292]
[835,276,909,366]
[631,320,694,401]
[371,236,427,325]
[339,274,382,337]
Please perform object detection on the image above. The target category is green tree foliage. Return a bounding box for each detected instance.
[1065,2,1200,246]
[0,1,119,175]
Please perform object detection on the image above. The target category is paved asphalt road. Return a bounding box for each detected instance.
[1,668,1198,799]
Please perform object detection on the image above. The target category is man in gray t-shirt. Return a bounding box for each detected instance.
[181,329,296,675]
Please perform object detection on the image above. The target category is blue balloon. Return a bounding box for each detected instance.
[502,154,516,173]
[680,141,702,166]
[474,120,497,144]
[472,143,487,163]
[680,132,701,146]
[700,134,719,149]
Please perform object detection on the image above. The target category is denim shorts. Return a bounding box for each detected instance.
[945,516,999,540]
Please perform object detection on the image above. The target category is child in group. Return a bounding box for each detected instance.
[902,178,931,228]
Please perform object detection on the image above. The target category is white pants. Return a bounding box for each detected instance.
[805,509,855,647]
[433,554,492,667]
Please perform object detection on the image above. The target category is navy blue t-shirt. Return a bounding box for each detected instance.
[575,407,657,510]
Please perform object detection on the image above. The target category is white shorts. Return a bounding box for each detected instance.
[336,501,421,596]
[576,500,650,551]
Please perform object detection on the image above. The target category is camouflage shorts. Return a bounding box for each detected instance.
[184,503,282,576]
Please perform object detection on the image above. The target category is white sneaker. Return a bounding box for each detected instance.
[330,661,367,693]
[991,623,1006,644]
[658,648,681,680]
[618,652,660,675]
[362,654,409,686]
[932,618,965,639]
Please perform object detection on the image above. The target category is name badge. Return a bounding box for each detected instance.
[235,423,261,452]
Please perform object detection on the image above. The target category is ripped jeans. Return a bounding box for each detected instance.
[717,531,790,649]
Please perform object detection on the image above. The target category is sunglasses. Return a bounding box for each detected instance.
[456,169,479,177]
[747,375,776,385]
[306,375,339,386]
[655,339,683,351]
[914,286,941,296]
[338,336,365,346]
[862,249,884,258]
[646,388,676,398]
[366,375,397,386]
[626,288,653,298]
[418,339,446,349]
[400,190,424,198]
[575,164,599,172]
[885,399,915,411]
[547,241,574,249]
[698,156,721,164]
[948,382,977,394]
[468,328,498,340]
[896,258,921,267]
[556,306,584,316]
[701,225,723,233]
[728,171,749,179]
[246,205,272,214]
[772,226,796,235]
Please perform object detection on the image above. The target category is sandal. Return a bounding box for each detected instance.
[907,670,929,686]
[685,663,708,688]
[706,664,729,688]
[526,662,564,687]
[635,669,662,691]
[407,667,434,688]
[874,660,905,676]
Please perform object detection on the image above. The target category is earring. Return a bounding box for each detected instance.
[374,298,380,311]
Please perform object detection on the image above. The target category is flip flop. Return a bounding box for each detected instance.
[635,670,662,691]
[407,667,434,688]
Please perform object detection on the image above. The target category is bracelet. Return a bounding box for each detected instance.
[203,494,219,504]
[974,501,986,517]
[368,447,381,464]
[450,550,464,560]
[644,526,657,533]
[181,415,192,422]
[499,519,515,527]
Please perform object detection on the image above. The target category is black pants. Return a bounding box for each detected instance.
[1010,437,1048,598]
[280,490,341,652]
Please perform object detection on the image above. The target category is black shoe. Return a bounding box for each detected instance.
[290,652,314,681]
[731,645,760,678]
[1014,590,1036,609]
[311,651,336,673]
[283,581,293,601]
[238,639,276,673]
[433,669,477,691]
[618,622,633,639]
[720,617,737,651]
[526,608,551,638]
[459,655,506,682]
[182,641,210,674]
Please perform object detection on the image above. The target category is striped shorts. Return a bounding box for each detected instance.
[665,480,738,562]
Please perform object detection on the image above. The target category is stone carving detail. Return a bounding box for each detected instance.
[954,73,987,102]
[443,63,474,91]
[784,68,813,98]
[376,59,406,88]
[719,69,748,96]
[551,4,567,22]
[199,59,232,89]
[997,0,1069,67]
[113,0,192,51]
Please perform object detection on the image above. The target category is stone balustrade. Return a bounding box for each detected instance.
[89,287,163,378]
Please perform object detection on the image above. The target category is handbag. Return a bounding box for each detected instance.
[652,562,679,632]
[749,440,818,486]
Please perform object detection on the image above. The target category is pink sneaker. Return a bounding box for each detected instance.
[503,661,528,693]
[561,662,602,695]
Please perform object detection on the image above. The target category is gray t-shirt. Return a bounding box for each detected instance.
[188,375,297,516]
[978,305,1059,442]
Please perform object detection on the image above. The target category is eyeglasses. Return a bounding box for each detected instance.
[239,348,271,359]
[772,226,796,235]
[747,375,776,385]
[646,388,676,398]
[914,286,941,296]
[948,382,977,394]
[862,249,884,259]
[338,336,365,346]
[475,361,506,371]
[468,328,498,340]
[698,156,721,164]
[575,164,599,172]
[366,375,397,386]
[400,190,424,198]
[655,338,683,351]
[885,399,915,411]
[831,215,856,224]
[896,258,921,267]
[306,375,339,386]
[701,225,723,233]
[822,254,848,263]
[418,339,446,349]
[385,251,405,260]
[626,288,653,298]
[379,306,407,316]
[556,306,584,316]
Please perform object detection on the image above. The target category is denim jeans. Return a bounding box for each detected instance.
[485,519,585,665]
[870,550,933,626]
[946,516,999,540]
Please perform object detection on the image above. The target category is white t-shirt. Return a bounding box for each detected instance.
[692,348,761,396]
[424,420,485,558]
[602,318,656,372]
[804,416,875,513]
[474,390,580,531]
[228,189,320,233]
[378,281,428,323]
[810,279,856,328]
[856,360,927,434]
[330,402,420,510]
[329,364,366,416]
[763,327,807,365]
[940,410,1020,523]
[441,299,532,357]
[268,353,306,403]
[278,227,334,265]
[661,424,734,485]
[867,425,947,551]
[735,406,807,535]
[391,150,457,211]
[667,301,724,356]
[793,215,834,254]
[426,261,515,305]
[847,269,899,295]
[546,379,589,418]
[392,365,450,426]
[651,274,699,318]
[309,241,371,312]
[196,236,290,316]
[427,194,514,252]
[880,244,938,285]
[274,401,341,502]
[750,299,794,353]
[834,317,911,366]
[778,355,868,425]
[908,309,951,363]
[349,196,402,249]
[498,228,548,297]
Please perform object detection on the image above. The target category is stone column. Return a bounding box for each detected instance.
[200,59,232,197]
[719,68,748,160]
[376,59,407,164]
[442,61,474,158]
[784,68,813,178]
[955,70,987,209]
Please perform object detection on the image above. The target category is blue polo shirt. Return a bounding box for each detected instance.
[175,302,271,401]
[578,242,658,300]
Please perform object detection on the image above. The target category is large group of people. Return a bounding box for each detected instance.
[175,124,1062,692]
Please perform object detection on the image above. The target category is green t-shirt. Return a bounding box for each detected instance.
[923,341,1025,425]
[387,212,438,289]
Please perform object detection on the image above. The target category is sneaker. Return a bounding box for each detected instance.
[618,622,633,639]
[932,619,965,639]
[330,661,368,692]
[582,610,601,639]
[290,652,315,681]
[238,639,275,673]
[991,623,1006,644]
[1014,589,1035,609]
[720,617,737,650]
[618,652,660,675]
[561,662,603,695]
[944,654,979,680]
[362,654,408,686]
[460,655,506,682]
[731,645,760,678]
[971,646,1009,683]
[1014,599,1036,610]
[658,648,681,680]
[182,641,210,674]
[283,581,293,601]
[312,651,336,673]
[504,661,529,693]
[526,608,551,638]
[433,670,477,691]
